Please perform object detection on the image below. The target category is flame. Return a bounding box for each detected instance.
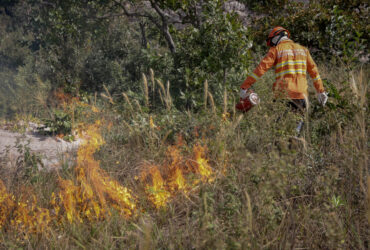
[0,108,138,236]
[53,120,137,222]
[0,180,14,230]
[168,167,187,192]
[0,180,51,234]
[192,145,214,182]
[139,143,213,208]
[0,120,137,232]
[141,166,171,209]
[0,113,215,236]
[11,195,51,234]
[167,146,187,192]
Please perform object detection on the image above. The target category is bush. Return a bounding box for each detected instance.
[245,0,369,64]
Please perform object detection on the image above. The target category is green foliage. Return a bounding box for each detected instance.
[0,56,51,118]
[0,66,368,249]
[0,0,368,117]
[14,139,44,184]
[174,0,251,107]
[0,2,368,247]
[0,0,20,8]
[323,5,368,64]
[246,0,368,64]
[42,109,72,136]
[31,0,108,47]
[175,1,250,75]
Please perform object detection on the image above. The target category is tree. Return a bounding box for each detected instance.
[173,0,251,107]
[27,0,253,108]
[32,0,205,54]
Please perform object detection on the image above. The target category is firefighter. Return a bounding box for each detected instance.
[239,26,328,134]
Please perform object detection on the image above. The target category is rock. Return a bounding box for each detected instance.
[0,129,81,170]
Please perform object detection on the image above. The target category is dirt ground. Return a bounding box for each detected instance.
[0,129,81,170]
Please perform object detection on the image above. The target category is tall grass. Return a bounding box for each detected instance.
[0,66,368,249]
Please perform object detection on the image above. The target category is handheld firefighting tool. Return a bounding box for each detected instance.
[236,89,260,113]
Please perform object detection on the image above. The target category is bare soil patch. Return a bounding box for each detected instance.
[0,128,81,170]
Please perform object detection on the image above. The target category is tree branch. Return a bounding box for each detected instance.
[110,0,176,54]
[112,0,161,29]
[149,0,176,53]
[39,1,56,8]
[96,12,126,19]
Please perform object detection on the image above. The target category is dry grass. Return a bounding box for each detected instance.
[208,92,216,114]
[0,66,368,249]
[204,80,208,110]
[142,73,149,108]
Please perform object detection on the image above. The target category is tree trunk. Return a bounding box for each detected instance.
[162,22,176,54]
[139,21,148,48]
[150,1,176,54]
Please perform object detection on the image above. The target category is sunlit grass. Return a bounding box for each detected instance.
[0,66,368,249]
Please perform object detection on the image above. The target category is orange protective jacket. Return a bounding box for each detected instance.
[241,40,325,99]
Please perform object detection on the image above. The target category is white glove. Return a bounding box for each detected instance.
[240,89,249,99]
[317,92,328,106]
[249,92,260,105]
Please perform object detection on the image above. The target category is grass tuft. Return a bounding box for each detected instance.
[0,66,368,249]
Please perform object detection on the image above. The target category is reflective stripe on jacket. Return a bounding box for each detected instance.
[241,40,325,99]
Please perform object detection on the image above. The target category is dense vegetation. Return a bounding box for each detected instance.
[0,0,368,249]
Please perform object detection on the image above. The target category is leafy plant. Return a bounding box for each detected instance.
[14,139,43,184]
[246,0,368,63]
[174,0,251,108]
[42,109,72,136]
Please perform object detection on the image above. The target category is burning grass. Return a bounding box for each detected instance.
[0,120,137,235]
[0,68,368,249]
[0,120,215,237]
[0,180,51,235]
[139,143,214,209]
[52,120,136,223]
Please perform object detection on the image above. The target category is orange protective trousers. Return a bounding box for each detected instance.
[241,40,325,99]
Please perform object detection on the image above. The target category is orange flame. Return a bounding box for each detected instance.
[139,143,213,208]
[53,120,137,222]
[192,145,214,182]
[167,146,187,192]
[1,119,137,236]
[0,180,51,234]
[0,180,14,230]
[0,116,215,237]
[141,166,171,209]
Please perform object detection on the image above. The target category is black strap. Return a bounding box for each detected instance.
[271,31,287,46]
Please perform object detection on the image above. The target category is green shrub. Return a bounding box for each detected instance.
[41,109,72,136]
